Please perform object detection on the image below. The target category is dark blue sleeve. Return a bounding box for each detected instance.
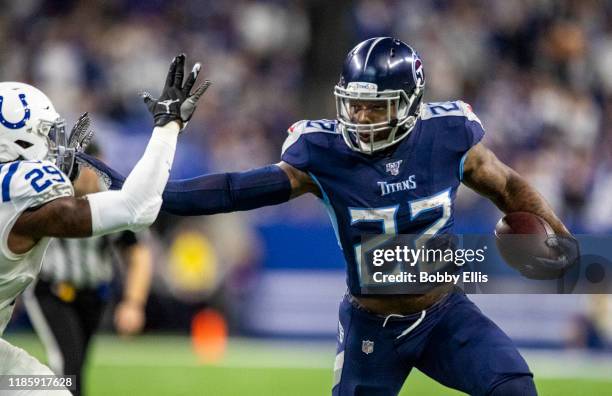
[458,118,485,181]
[465,118,485,149]
[76,153,291,216]
[162,166,291,216]
[280,122,311,171]
[281,145,309,171]
[76,153,125,189]
[438,115,485,154]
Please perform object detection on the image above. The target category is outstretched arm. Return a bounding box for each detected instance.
[76,153,320,216]
[9,121,180,254]
[9,55,209,254]
[162,165,293,215]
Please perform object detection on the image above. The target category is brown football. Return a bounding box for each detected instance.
[494,212,556,271]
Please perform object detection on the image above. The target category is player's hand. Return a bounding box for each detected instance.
[114,300,146,336]
[524,235,580,280]
[141,54,211,130]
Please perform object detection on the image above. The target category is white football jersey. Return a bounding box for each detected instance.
[0,160,73,335]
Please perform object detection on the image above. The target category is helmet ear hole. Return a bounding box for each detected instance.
[15,140,33,149]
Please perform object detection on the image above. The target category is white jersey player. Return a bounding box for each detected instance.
[0,54,209,395]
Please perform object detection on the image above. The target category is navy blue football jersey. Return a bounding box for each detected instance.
[281,101,485,295]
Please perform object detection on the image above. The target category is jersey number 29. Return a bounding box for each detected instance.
[25,165,66,193]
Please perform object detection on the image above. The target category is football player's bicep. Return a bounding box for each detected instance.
[461,143,514,201]
[462,143,571,235]
[9,197,93,254]
[277,161,321,199]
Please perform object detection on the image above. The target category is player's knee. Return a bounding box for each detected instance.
[489,375,537,396]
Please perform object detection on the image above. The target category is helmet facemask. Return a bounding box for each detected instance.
[334,82,422,154]
[22,115,89,180]
[44,117,77,177]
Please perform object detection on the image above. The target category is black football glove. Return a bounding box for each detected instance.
[521,235,580,280]
[141,53,211,130]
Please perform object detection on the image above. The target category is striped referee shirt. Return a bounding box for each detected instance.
[40,231,139,289]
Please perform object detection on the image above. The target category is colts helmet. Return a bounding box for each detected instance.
[0,82,71,170]
[334,37,425,154]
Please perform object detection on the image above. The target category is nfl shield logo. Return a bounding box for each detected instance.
[385,160,402,176]
[362,340,374,355]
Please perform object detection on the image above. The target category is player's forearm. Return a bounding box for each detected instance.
[77,154,293,215]
[495,172,570,236]
[11,197,94,241]
[122,244,153,306]
[162,165,292,215]
[86,122,180,235]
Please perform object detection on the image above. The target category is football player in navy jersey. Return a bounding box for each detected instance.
[80,38,579,396]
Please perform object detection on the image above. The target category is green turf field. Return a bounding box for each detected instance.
[4,334,611,395]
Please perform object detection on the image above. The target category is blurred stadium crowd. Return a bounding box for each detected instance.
[2,0,611,230]
[1,0,611,338]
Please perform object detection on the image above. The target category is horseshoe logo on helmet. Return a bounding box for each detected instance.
[0,94,30,129]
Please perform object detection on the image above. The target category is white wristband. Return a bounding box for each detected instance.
[87,122,180,236]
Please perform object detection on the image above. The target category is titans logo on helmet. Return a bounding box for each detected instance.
[412,55,425,88]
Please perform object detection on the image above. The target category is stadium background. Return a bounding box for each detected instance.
[1,0,612,395]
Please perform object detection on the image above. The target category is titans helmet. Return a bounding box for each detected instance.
[0,82,72,172]
[334,37,425,154]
